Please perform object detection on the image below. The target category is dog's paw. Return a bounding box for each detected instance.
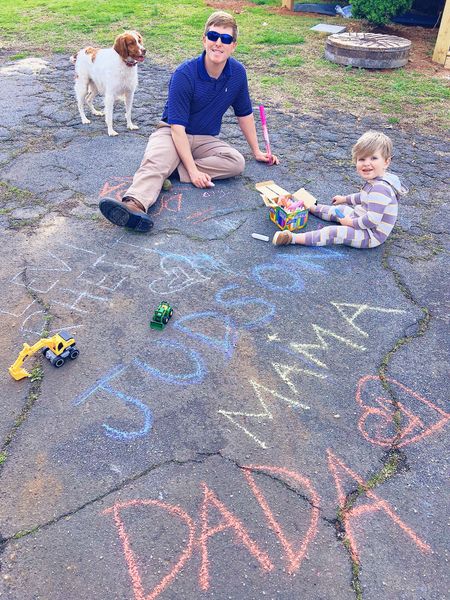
[92,109,104,116]
[81,117,91,124]
[108,130,119,137]
[127,123,139,130]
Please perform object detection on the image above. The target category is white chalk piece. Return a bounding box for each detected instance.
[252,233,270,242]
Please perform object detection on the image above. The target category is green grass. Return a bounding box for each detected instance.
[8,52,30,60]
[278,55,305,67]
[254,31,305,45]
[30,365,44,382]
[0,0,448,131]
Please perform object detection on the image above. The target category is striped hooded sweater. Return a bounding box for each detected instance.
[345,172,407,245]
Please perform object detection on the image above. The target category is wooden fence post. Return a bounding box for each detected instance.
[433,0,450,66]
[281,0,295,10]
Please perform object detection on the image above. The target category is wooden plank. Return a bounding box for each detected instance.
[255,181,288,196]
[281,0,295,10]
[267,183,290,196]
[433,0,450,64]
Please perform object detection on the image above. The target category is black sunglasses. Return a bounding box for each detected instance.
[206,30,235,45]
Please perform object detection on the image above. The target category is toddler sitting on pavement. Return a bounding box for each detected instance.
[273,130,407,248]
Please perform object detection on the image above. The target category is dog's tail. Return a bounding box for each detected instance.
[69,52,78,65]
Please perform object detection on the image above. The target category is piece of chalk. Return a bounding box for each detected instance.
[335,209,344,218]
[252,233,270,242]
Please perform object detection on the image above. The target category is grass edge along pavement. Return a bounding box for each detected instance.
[0,0,449,132]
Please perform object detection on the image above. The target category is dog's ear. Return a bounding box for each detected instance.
[114,34,128,59]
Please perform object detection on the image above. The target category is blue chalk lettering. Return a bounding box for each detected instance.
[173,311,238,359]
[215,284,275,329]
[134,340,206,384]
[101,384,153,440]
[73,363,127,406]
[73,364,153,440]
[252,263,305,292]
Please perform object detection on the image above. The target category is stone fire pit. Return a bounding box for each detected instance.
[325,32,411,69]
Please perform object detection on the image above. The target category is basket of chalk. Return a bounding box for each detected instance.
[255,180,317,232]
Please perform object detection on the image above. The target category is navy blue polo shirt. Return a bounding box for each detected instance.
[161,52,253,136]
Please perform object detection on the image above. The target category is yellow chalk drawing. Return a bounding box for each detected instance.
[290,325,366,369]
[218,379,310,449]
[331,302,406,338]
[272,362,326,395]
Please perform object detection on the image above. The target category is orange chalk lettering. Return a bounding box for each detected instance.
[327,449,432,563]
[99,176,133,201]
[103,499,195,600]
[243,465,320,574]
[198,482,274,591]
[153,193,183,217]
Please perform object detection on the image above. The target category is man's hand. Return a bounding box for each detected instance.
[254,149,280,165]
[188,168,214,188]
[338,216,354,227]
[332,195,347,205]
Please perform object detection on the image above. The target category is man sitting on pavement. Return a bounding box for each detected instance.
[99,10,279,232]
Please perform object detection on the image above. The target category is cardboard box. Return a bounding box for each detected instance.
[255,181,317,231]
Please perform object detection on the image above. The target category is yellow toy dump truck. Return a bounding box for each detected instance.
[9,330,79,381]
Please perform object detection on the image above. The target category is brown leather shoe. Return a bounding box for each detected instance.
[123,196,146,212]
[99,196,153,232]
[272,230,293,245]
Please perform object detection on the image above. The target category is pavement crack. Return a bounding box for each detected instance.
[332,447,408,600]
[1,266,53,469]
[379,235,432,434]
[0,451,223,550]
[332,230,430,600]
[239,464,321,512]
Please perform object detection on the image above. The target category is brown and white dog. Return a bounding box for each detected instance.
[71,31,146,136]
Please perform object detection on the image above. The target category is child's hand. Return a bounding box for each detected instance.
[332,195,346,205]
[338,216,354,227]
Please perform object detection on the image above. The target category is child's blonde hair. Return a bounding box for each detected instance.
[352,130,393,163]
[204,11,238,41]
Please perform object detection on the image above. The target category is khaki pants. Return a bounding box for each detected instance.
[124,123,245,210]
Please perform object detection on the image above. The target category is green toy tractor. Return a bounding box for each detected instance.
[150,301,174,330]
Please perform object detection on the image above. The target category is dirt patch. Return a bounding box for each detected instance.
[206,0,254,12]
[373,23,447,78]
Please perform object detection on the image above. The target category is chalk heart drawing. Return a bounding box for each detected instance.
[356,375,450,448]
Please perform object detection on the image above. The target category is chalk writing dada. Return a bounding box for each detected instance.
[103,459,431,599]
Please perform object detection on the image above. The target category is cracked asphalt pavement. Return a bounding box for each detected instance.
[0,53,449,600]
